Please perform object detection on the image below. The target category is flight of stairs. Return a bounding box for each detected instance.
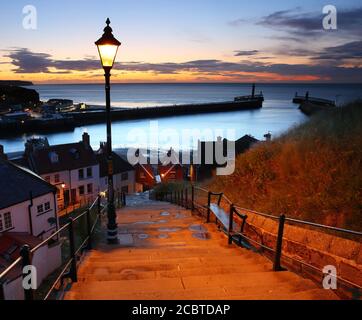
[65,195,338,300]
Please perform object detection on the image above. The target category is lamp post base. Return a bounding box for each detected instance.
[106,201,118,244]
[107,228,119,244]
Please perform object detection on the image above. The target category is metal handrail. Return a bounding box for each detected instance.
[285,217,362,236]
[0,257,22,282]
[194,186,209,193]
[234,205,279,221]
[30,223,70,254]
[0,194,104,300]
[154,186,362,296]
[43,259,73,300]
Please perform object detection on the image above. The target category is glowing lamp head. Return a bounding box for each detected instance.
[95,18,121,70]
[61,183,66,189]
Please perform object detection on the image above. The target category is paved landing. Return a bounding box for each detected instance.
[65,195,338,300]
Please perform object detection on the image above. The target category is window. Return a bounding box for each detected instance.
[37,204,44,214]
[4,213,12,229]
[87,183,93,194]
[45,176,50,183]
[44,202,51,211]
[121,186,129,194]
[54,174,60,183]
[87,167,92,178]
[140,172,145,179]
[57,189,61,199]
[78,169,84,180]
[79,186,85,196]
[121,172,129,181]
[49,152,59,163]
[0,212,12,232]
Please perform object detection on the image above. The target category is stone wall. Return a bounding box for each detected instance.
[177,192,361,299]
[234,209,362,299]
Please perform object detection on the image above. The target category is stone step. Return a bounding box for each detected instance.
[77,263,272,281]
[85,255,268,266]
[65,197,339,301]
[87,248,256,260]
[71,270,299,294]
[66,273,336,300]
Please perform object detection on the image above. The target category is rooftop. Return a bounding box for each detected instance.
[0,158,56,210]
[26,141,98,175]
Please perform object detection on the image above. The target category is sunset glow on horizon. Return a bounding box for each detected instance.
[0,0,361,84]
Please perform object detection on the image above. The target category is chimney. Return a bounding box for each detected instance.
[0,145,7,160]
[99,141,107,153]
[82,132,90,148]
[264,132,272,142]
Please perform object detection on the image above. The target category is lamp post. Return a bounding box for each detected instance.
[95,18,121,244]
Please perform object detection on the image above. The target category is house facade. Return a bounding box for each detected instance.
[22,133,100,211]
[96,143,136,194]
[134,155,185,191]
[0,156,62,300]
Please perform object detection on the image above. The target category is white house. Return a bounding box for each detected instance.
[0,156,62,300]
[22,133,100,211]
[96,143,135,194]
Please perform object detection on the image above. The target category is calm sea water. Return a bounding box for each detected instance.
[1,83,361,153]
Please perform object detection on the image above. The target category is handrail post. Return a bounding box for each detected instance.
[0,282,5,300]
[97,195,101,216]
[273,214,286,272]
[68,218,78,282]
[191,185,195,212]
[228,204,234,245]
[20,245,34,301]
[207,192,211,223]
[86,209,92,250]
[185,188,188,209]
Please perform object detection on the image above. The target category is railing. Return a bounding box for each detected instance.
[0,194,109,300]
[155,185,362,295]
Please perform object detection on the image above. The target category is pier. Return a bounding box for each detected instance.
[0,98,263,135]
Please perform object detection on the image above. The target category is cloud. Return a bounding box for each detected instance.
[5,48,54,73]
[3,48,362,82]
[312,40,362,61]
[234,50,259,56]
[257,7,362,38]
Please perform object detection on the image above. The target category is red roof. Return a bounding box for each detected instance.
[0,233,42,281]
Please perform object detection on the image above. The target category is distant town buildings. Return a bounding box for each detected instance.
[196,135,259,181]
[41,99,75,114]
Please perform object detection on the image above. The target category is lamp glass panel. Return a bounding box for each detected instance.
[98,44,118,68]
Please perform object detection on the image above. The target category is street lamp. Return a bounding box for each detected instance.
[95,18,121,244]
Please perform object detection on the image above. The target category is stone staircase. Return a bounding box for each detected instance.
[65,195,338,300]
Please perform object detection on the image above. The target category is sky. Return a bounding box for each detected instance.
[0,0,361,83]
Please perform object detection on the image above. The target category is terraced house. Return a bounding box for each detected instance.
[0,156,61,300]
[18,133,100,211]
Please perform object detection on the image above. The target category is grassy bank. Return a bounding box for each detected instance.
[208,101,362,231]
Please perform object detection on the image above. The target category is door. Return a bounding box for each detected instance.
[71,189,77,204]
[64,190,70,207]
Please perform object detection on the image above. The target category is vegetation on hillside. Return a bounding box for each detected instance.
[208,101,362,231]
